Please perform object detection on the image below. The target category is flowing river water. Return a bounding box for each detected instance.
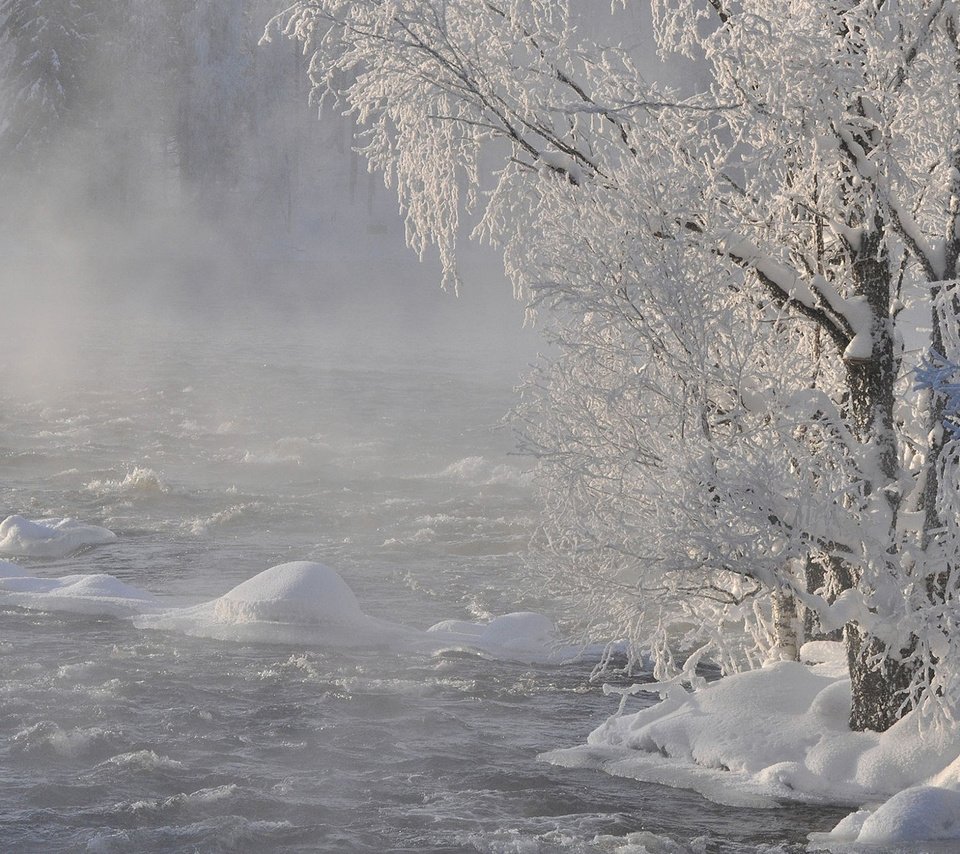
[0,308,848,852]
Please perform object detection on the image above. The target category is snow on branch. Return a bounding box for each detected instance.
[718,231,870,358]
[916,350,960,438]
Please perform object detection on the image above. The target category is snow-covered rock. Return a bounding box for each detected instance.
[426,611,623,665]
[825,785,960,845]
[134,561,416,646]
[427,611,560,663]
[0,572,160,617]
[0,515,116,558]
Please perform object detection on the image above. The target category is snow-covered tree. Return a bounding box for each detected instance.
[174,0,252,208]
[274,0,960,732]
[0,0,106,164]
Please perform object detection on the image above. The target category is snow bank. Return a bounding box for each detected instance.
[0,515,116,557]
[542,641,960,844]
[820,786,960,845]
[0,572,161,617]
[134,561,417,646]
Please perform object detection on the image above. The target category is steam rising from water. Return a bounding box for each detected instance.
[0,5,843,849]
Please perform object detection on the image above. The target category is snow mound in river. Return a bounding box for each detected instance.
[543,640,960,845]
[134,561,415,646]
[0,572,160,617]
[135,562,592,662]
[210,560,367,625]
[428,612,567,664]
[825,786,960,845]
[0,515,116,557]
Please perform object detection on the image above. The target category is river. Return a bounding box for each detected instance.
[0,307,848,852]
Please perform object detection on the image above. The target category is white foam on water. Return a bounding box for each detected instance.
[12,722,125,759]
[82,818,295,854]
[431,455,532,487]
[182,502,262,536]
[461,827,710,854]
[97,750,184,772]
[84,467,167,497]
[125,783,240,814]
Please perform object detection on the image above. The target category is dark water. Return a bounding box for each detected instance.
[0,313,847,852]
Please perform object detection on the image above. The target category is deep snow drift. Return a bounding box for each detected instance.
[542,641,960,847]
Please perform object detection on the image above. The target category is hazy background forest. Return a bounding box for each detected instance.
[0,0,537,382]
[6,1,960,849]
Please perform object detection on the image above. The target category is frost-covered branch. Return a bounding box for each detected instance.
[276,0,960,730]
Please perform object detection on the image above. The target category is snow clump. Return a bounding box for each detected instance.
[0,573,161,617]
[134,561,417,646]
[0,515,117,558]
[428,612,564,664]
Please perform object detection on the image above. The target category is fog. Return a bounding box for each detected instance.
[0,5,831,852]
[0,0,542,408]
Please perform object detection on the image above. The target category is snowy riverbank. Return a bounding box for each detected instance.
[5,513,958,849]
[544,642,960,848]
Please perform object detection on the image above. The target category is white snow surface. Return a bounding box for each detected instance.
[135,560,591,663]
[0,552,604,666]
[0,572,161,617]
[0,515,117,557]
[425,611,616,664]
[134,561,417,646]
[0,560,28,577]
[542,641,960,846]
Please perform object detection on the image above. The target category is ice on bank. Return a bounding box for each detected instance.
[541,640,960,846]
[822,786,960,845]
[0,515,116,558]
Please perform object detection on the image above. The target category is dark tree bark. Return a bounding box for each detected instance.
[842,225,916,732]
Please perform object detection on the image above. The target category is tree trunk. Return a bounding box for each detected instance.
[771,589,800,662]
[842,226,915,732]
[803,553,844,642]
[846,624,913,732]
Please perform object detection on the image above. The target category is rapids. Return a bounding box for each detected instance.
[0,310,848,852]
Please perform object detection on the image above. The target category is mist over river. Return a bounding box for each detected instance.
[0,306,847,852]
